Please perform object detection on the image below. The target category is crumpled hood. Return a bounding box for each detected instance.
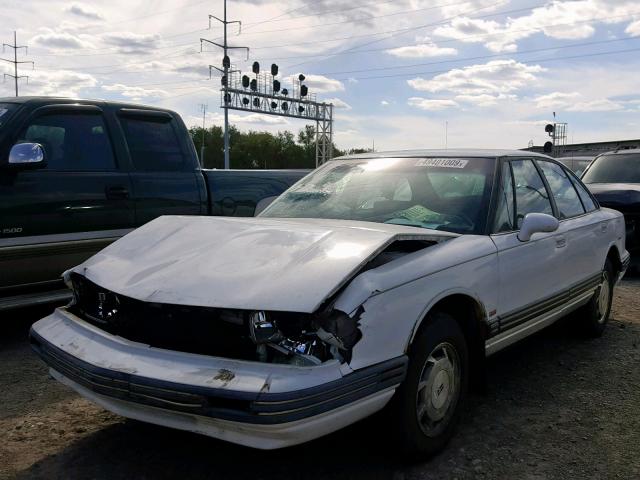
[70,216,453,313]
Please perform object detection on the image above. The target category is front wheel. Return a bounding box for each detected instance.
[388,312,468,457]
[576,259,615,337]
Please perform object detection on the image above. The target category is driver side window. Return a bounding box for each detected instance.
[511,159,553,228]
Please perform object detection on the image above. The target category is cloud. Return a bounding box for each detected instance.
[567,99,625,112]
[102,83,168,99]
[231,113,289,125]
[437,0,509,17]
[324,98,351,109]
[408,97,459,111]
[66,4,103,20]
[455,93,515,106]
[380,100,390,106]
[434,0,640,52]
[30,29,95,49]
[387,41,457,58]
[296,74,344,93]
[19,69,98,97]
[101,31,160,54]
[408,60,545,96]
[534,92,581,109]
[626,19,640,36]
[533,91,624,111]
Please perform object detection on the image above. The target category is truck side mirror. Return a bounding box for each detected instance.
[517,213,559,242]
[8,143,46,169]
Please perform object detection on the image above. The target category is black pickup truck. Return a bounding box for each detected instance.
[0,97,308,311]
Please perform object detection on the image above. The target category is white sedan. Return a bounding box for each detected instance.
[31,150,629,456]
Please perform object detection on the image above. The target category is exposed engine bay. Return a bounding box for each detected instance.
[65,239,436,366]
[67,273,362,366]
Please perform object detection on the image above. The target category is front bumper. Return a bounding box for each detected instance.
[30,308,406,449]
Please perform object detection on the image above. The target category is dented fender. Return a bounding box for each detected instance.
[338,235,499,370]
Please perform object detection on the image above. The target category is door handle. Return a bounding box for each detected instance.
[555,235,567,248]
[105,185,129,199]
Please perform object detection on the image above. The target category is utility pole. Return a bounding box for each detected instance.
[445,121,448,150]
[201,1,248,169]
[199,103,207,167]
[1,31,33,97]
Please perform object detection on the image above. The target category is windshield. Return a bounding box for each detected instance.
[582,153,640,184]
[0,102,18,129]
[260,157,495,234]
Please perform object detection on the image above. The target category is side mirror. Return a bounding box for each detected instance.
[8,143,46,169]
[254,195,278,216]
[517,213,559,242]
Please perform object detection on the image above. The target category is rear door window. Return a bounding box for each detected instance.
[568,171,597,212]
[19,113,116,171]
[536,160,585,219]
[119,116,185,171]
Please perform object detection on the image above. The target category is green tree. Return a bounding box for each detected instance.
[189,123,349,169]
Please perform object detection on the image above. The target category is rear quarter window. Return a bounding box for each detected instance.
[119,116,185,171]
[0,103,18,128]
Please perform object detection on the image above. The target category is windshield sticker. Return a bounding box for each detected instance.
[391,205,445,223]
[416,158,469,168]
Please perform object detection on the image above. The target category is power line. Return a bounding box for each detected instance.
[312,35,640,76]
[1,31,33,97]
[333,45,640,81]
[249,9,640,52]
[82,0,211,30]
[69,32,640,81]
[117,43,640,94]
[31,0,391,57]
[284,1,528,69]
[36,7,640,73]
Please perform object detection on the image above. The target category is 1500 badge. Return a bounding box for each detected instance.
[2,227,23,235]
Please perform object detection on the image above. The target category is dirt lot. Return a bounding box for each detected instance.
[1,277,639,480]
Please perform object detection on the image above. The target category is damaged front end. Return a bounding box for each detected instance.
[67,273,363,366]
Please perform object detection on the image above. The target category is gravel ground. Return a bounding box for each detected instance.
[1,276,639,480]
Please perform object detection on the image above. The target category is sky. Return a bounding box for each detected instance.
[1,0,640,151]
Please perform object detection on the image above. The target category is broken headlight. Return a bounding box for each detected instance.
[246,309,362,366]
[248,311,282,344]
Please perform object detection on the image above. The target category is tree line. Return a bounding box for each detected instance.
[188,124,371,169]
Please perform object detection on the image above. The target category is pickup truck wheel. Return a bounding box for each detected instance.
[389,312,468,458]
[578,259,614,337]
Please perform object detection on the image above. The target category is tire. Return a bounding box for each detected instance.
[388,311,469,458]
[577,259,615,337]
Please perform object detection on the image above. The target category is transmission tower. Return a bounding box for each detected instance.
[1,31,33,97]
[201,0,248,169]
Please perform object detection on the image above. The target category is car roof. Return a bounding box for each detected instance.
[557,156,594,161]
[0,96,176,114]
[334,149,554,161]
[596,148,640,157]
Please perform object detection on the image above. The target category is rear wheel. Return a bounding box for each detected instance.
[577,259,614,337]
[389,312,468,457]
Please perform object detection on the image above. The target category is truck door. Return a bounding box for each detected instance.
[0,105,134,294]
[117,109,206,226]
